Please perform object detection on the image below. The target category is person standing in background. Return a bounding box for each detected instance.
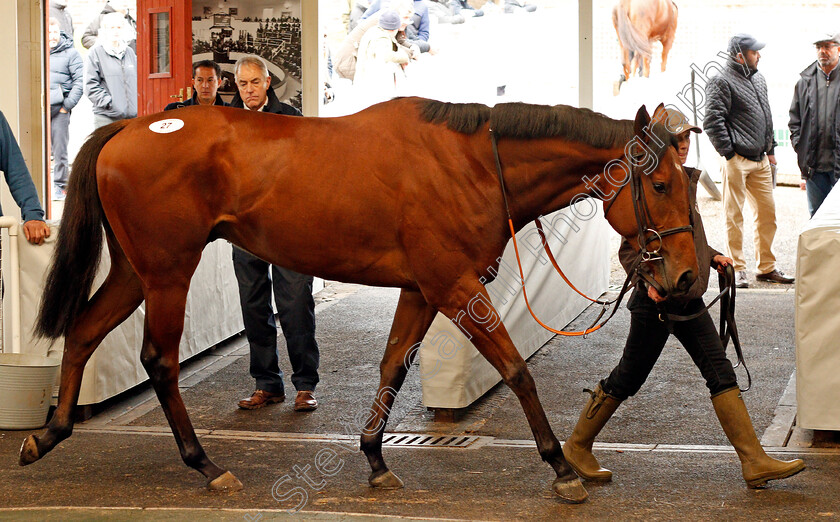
[704,33,794,288]
[84,12,137,129]
[49,0,75,40]
[789,32,840,217]
[48,17,83,200]
[82,0,137,51]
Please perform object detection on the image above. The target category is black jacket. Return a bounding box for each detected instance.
[788,61,840,180]
[164,93,228,111]
[704,59,776,162]
[230,88,301,116]
[49,34,84,110]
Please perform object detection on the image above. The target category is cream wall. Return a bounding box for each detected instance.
[0,0,45,209]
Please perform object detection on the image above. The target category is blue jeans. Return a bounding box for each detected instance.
[806,170,838,217]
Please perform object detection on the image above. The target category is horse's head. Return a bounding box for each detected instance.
[604,104,699,297]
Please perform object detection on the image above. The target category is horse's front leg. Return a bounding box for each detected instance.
[435,280,588,504]
[140,286,242,492]
[362,289,438,489]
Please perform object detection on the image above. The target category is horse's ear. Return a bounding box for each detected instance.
[633,105,651,138]
[650,103,668,125]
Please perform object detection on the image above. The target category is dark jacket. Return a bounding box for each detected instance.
[84,44,138,120]
[704,59,776,162]
[49,34,84,111]
[0,110,46,222]
[82,2,137,50]
[788,61,840,180]
[164,93,228,111]
[230,88,302,116]
[619,167,721,304]
[49,3,74,39]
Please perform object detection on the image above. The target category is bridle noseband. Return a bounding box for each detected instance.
[601,150,694,296]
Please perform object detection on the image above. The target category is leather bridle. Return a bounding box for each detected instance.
[488,128,750,390]
[489,128,689,336]
[601,149,694,297]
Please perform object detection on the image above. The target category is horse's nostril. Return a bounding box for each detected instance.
[677,270,695,291]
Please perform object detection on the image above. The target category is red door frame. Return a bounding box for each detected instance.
[136,0,192,116]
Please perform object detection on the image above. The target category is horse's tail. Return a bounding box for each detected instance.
[615,2,652,59]
[35,119,131,340]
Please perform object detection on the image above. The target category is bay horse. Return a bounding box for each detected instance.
[612,0,678,89]
[21,97,698,504]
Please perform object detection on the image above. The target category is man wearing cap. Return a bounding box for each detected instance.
[704,33,793,288]
[789,32,840,217]
[562,110,805,490]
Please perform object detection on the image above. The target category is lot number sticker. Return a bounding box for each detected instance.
[149,119,184,134]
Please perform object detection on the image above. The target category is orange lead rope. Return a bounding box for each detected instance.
[489,127,636,338]
[508,218,604,337]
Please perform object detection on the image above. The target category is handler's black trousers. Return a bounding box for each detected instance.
[232,246,320,395]
[602,286,738,401]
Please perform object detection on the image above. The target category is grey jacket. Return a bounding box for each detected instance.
[704,59,776,161]
[84,44,137,120]
[619,167,721,303]
[49,34,84,110]
[788,61,840,180]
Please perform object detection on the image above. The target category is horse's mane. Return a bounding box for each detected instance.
[417,99,635,150]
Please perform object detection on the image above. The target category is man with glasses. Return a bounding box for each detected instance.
[789,32,840,217]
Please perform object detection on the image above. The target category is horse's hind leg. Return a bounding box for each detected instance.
[362,289,437,489]
[20,239,144,465]
[434,280,587,503]
[140,285,241,491]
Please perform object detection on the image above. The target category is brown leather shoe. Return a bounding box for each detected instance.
[294,390,318,412]
[755,269,794,284]
[238,390,285,410]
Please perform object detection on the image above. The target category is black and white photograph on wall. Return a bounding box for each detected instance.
[191,0,302,109]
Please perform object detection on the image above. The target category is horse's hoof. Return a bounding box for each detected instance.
[207,471,243,492]
[552,477,588,504]
[369,469,404,489]
[19,435,41,466]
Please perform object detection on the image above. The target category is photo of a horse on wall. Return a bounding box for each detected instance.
[612,0,678,93]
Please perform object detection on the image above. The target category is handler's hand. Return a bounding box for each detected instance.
[712,254,734,274]
[800,181,807,191]
[23,220,50,245]
[647,284,666,303]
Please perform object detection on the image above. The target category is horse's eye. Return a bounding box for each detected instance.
[653,182,667,193]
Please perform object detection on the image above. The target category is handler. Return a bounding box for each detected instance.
[562,110,805,489]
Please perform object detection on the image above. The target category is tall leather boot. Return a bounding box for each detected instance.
[711,388,805,488]
[563,382,622,481]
